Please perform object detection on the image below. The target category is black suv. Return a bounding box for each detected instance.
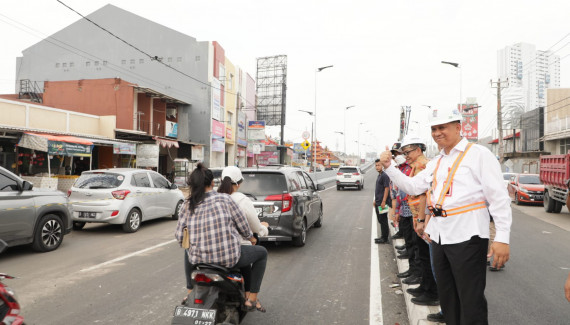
[0,166,72,252]
[238,166,325,246]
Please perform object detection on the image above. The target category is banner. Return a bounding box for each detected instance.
[212,78,222,121]
[166,121,178,137]
[136,144,159,168]
[461,104,479,141]
[248,120,265,129]
[48,141,92,157]
[212,120,225,138]
[113,143,136,155]
[237,111,247,146]
[191,145,204,161]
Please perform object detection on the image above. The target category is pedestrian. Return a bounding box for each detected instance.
[390,142,404,240]
[175,163,268,312]
[380,107,512,325]
[396,134,439,306]
[373,159,391,244]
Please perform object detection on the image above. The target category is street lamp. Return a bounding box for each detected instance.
[344,105,355,154]
[357,122,364,165]
[441,61,462,111]
[314,65,333,177]
[298,110,314,168]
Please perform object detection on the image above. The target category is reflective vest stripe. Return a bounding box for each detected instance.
[430,143,474,207]
[444,201,488,216]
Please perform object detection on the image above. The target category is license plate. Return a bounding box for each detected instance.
[173,306,216,324]
[79,212,97,218]
[535,196,543,200]
[344,175,351,178]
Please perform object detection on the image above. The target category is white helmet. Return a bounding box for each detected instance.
[221,166,243,184]
[429,107,463,127]
[401,134,426,151]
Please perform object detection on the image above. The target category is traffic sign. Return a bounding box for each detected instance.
[301,140,311,150]
[302,131,310,140]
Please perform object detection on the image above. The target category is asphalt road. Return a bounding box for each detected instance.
[1,168,569,324]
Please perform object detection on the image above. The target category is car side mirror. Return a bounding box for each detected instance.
[317,184,325,191]
[0,239,7,254]
[170,183,178,190]
[21,180,33,191]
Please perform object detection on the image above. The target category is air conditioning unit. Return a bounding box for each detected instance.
[166,108,177,118]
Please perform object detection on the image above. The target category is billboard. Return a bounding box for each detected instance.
[256,55,287,126]
[460,104,479,141]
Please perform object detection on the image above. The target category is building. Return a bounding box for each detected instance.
[497,42,560,115]
[544,88,570,154]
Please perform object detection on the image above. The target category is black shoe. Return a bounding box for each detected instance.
[411,294,440,306]
[395,244,406,250]
[375,238,388,244]
[427,312,446,323]
[397,252,410,259]
[406,286,424,297]
[489,265,505,272]
[396,270,412,278]
[486,260,491,266]
[391,232,403,239]
[402,275,421,285]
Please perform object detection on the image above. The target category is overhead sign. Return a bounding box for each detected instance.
[301,140,311,150]
[248,120,266,129]
[48,141,92,157]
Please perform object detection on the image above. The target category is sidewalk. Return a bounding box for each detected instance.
[388,223,442,325]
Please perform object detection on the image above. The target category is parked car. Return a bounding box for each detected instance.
[336,166,365,190]
[68,168,185,232]
[0,166,72,252]
[210,167,224,190]
[507,173,544,205]
[502,172,517,187]
[238,166,325,246]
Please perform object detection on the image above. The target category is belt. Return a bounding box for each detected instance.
[428,201,487,217]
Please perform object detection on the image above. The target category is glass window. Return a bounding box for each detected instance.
[121,60,126,65]
[139,59,144,64]
[296,172,308,189]
[302,172,315,190]
[62,63,67,68]
[168,57,172,63]
[132,172,151,188]
[239,172,288,196]
[55,63,60,68]
[94,61,99,66]
[70,62,74,67]
[177,57,182,62]
[288,172,302,191]
[518,175,540,184]
[86,61,91,67]
[103,61,108,66]
[0,174,19,191]
[75,172,124,189]
[338,167,358,174]
[130,59,135,65]
[150,173,169,189]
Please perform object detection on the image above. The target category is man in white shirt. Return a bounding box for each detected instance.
[380,108,511,325]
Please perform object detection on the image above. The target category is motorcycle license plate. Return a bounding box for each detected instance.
[173,306,216,324]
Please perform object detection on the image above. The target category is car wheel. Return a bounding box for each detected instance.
[514,194,520,205]
[314,205,323,228]
[73,221,86,230]
[361,183,364,189]
[292,219,307,247]
[336,185,340,191]
[553,200,563,213]
[544,191,555,213]
[32,214,64,252]
[122,208,142,233]
[172,200,184,220]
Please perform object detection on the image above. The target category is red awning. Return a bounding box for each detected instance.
[154,137,179,148]
[26,132,93,145]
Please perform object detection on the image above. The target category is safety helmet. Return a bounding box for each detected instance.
[391,142,401,155]
[221,166,243,184]
[400,134,426,151]
[429,107,463,127]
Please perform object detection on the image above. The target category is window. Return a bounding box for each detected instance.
[86,61,91,67]
[94,61,99,66]
[560,138,570,154]
[239,172,288,196]
[62,63,67,68]
[121,60,126,65]
[302,172,315,190]
[139,59,144,64]
[167,57,172,63]
[132,172,151,187]
[288,173,302,191]
[130,59,135,65]
[150,173,169,189]
[195,56,201,61]
[296,172,308,189]
[103,61,107,66]
[75,172,125,189]
[0,174,19,191]
[177,57,182,62]
[55,63,60,68]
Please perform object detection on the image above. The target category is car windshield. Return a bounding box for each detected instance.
[339,167,358,174]
[503,174,514,180]
[519,175,540,184]
[239,172,288,196]
[74,172,125,189]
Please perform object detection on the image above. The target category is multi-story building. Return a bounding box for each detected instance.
[497,42,560,113]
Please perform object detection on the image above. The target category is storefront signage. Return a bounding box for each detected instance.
[136,144,159,168]
[212,138,225,152]
[166,121,178,138]
[248,120,265,129]
[212,119,225,138]
[48,141,92,157]
[237,111,247,147]
[247,142,265,153]
[226,125,233,140]
[113,143,137,155]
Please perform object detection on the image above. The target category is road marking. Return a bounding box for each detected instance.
[370,208,383,325]
[319,184,337,192]
[80,239,177,272]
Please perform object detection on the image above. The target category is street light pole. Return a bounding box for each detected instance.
[441,61,462,110]
[344,105,355,155]
[357,122,364,165]
[314,65,333,177]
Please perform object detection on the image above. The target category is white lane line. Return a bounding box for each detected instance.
[370,208,383,325]
[80,239,177,272]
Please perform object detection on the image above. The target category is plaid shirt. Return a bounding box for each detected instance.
[175,191,253,267]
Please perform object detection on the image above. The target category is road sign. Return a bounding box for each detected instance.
[302,131,310,140]
[301,140,311,150]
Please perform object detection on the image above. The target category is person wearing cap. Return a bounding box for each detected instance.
[380,108,512,325]
[389,142,404,240]
[397,134,439,306]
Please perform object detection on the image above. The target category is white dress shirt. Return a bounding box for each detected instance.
[231,192,269,245]
[384,138,512,245]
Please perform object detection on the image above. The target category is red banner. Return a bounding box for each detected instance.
[460,104,478,141]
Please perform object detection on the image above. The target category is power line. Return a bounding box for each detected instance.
[56,0,257,109]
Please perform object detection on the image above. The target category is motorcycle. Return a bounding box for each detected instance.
[0,240,25,325]
[171,263,248,325]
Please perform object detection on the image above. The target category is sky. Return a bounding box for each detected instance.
[2,0,570,157]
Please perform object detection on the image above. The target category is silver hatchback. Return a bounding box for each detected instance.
[68,168,185,233]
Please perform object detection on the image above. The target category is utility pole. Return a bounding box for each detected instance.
[491,78,509,163]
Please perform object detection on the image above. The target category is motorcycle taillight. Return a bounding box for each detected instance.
[193,273,212,283]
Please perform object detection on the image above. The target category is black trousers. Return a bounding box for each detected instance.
[417,234,438,297]
[399,217,420,276]
[432,236,489,325]
[374,206,389,240]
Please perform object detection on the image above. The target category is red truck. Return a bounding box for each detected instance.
[539,153,570,213]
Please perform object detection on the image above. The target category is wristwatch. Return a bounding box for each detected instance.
[416,218,425,223]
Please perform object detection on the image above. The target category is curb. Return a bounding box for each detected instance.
[389,223,442,325]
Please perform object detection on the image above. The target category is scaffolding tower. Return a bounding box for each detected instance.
[256,55,287,127]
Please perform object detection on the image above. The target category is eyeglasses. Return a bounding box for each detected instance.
[401,148,417,157]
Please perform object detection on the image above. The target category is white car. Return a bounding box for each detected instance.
[68,168,185,232]
[336,166,365,190]
[502,172,517,188]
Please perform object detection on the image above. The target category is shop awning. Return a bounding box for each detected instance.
[18,133,93,157]
[154,137,179,148]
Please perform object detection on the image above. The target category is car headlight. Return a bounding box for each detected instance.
[520,188,529,193]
